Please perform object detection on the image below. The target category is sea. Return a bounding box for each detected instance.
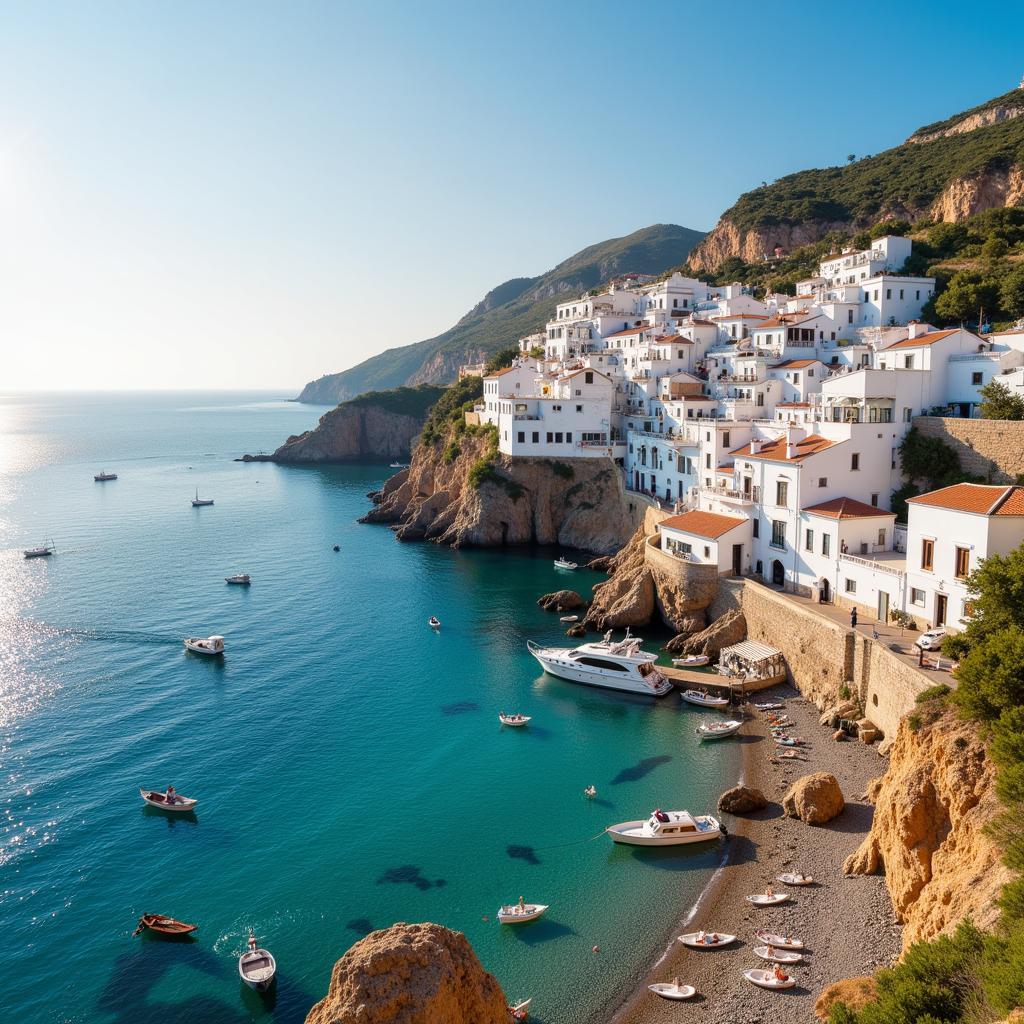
[0,390,741,1024]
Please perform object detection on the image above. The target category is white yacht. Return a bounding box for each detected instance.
[191,489,214,507]
[606,808,723,847]
[527,630,672,697]
[184,635,224,656]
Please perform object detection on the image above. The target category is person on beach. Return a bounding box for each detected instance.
[773,964,788,982]
[850,606,858,628]
[672,976,681,991]
[765,885,774,899]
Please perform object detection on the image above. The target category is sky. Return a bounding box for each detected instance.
[1,0,1022,392]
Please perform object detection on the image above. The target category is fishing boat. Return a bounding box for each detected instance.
[677,931,736,949]
[680,688,729,708]
[746,891,790,906]
[743,968,795,990]
[225,574,251,585]
[559,614,578,623]
[527,630,672,697]
[696,719,742,741]
[239,932,277,991]
[499,713,531,727]
[672,654,710,668]
[133,914,197,937]
[754,945,803,964]
[191,489,214,507]
[428,616,441,629]
[777,872,814,886]
[606,809,723,847]
[508,998,532,1020]
[553,557,577,570]
[139,787,197,812]
[94,471,118,481]
[23,540,55,559]
[496,902,548,924]
[754,930,804,950]
[648,983,696,1001]
[184,635,224,656]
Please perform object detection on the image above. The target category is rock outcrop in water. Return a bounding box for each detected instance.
[305,922,508,1024]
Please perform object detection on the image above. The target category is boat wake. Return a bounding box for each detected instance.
[51,624,182,646]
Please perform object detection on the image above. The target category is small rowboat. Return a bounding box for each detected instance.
[777,872,814,886]
[680,689,729,708]
[499,713,531,727]
[497,902,548,924]
[553,557,577,570]
[744,968,795,990]
[508,998,532,1020]
[696,719,742,741]
[754,944,803,964]
[755,930,804,950]
[672,654,709,668]
[225,574,251,585]
[559,614,579,623]
[746,892,790,906]
[140,788,197,812]
[133,914,197,937]
[753,701,784,711]
[774,736,806,747]
[239,932,277,991]
[648,983,696,1001]
[428,616,441,629]
[677,931,736,949]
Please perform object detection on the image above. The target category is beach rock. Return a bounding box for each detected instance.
[833,729,847,741]
[860,728,880,744]
[566,623,585,637]
[305,922,508,1024]
[782,772,845,825]
[662,613,706,650]
[586,555,613,573]
[537,590,585,613]
[666,608,746,657]
[717,785,768,815]
[865,777,884,803]
[814,976,877,1021]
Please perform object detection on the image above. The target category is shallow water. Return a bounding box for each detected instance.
[0,391,740,1023]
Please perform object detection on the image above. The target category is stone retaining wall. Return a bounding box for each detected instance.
[913,416,1024,482]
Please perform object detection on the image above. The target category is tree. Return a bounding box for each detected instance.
[897,427,964,489]
[928,222,968,258]
[483,346,519,374]
[982,236,1010,262]
[979,379,1024,420]
[954,626,1024,723]
[934,271,998,323]
[944,544,1024,663]
[999,264,1024,319]
[847,153,856,163]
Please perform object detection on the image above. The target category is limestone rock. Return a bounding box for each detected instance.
[782,772,845,825]
[305,922,508,1024]
[814,976,877,1021]
[666,609,746,657]
[586,555,613,573]
[566,623,586,638]
[581,527,655,630]
[268,405,427,464]
[860,728,879,744]
[717,785,768,815]
[537,590,585,613]
[833,729,846,742]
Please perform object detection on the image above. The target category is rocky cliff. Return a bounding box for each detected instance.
[844,701,1010,948]
[305,922,508,1024]
[363,428,635,553]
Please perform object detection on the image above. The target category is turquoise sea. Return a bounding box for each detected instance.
[0,391,741,1024]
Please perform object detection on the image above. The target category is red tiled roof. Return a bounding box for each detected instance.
[776,402,811,408]
[604,325,650,339]
[710,313,769,321]
[659,509,749,539]
[485,365,525,378]
[803,497,894,520]
[770,359,821,369]
[907,482,1024,515]
[884,329,960,350]
[731,434,837,463]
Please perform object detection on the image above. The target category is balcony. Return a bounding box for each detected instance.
[839,551,906,578]
[702,484,760,504]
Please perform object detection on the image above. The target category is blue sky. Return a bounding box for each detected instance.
[1,0,1021,391]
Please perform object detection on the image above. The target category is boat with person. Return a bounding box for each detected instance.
[677,931,736,949]
[225,574,251,585]
[754,944,803,964]
[754,930,804,950]
[696,719,743,741]
[498,712,531,727]
[428,616,441,629]
[680,688,729,708]
[553,557,577,570]
[94,470,118,481]
[743,968,795,990]
[527,630,672,697]
[139,787,197,812]
[23,540,55,559]
[496,901,548,924]
[133,914,197,937]
[746,890,790,906]
[184,635,224,656]
[672,654,710,668]
[507,998,532,1020]
[238,932,277,991]
[191,489,214,507]
[648,982,696,1001]
[606,808,723,847]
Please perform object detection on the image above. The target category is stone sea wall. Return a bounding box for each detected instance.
[913,415,1024,482]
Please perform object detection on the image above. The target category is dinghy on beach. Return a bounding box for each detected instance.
[677,931,735,948]
[746,891,790,906]
[754,944,803,964]
[744,968,795,990]
[777,872,814,886]
[648,983,696,1001]
[755,930,804,950]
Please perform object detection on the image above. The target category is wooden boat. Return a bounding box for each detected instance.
[754,944,803,964]
[184,635,224,656]
[755,930,804,950]
[191,489,214,507]
[94,471,118,481]
[498,713,531,727]
[648,983,696,1001]
[508,998,532,1020]
[239,932,277,991]
[672,654,710,668]
[680,688,729,708]
[496,902,548,924]
[225,574,251,585]
[553,557,577,570]
[696,719,742,741]
[744,968,795,990]
[140,787,197,812]
[133,914,197,937]
[559,614,578,623]
[777,872,814,886]
[746,892,790,906]
[677,931,736,949]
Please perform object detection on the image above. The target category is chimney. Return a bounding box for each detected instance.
[907,320,930,340]
[784,423,806,459]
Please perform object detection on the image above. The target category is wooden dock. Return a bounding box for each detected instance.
[661,665,786,697]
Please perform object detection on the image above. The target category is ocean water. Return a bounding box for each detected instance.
[0,391,741,1024]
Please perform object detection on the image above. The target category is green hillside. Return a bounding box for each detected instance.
[298,223,704,403]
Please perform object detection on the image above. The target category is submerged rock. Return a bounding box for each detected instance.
[717,784,768,815]
[782,772,845,825]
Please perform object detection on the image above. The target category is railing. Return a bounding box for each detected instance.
[702,484,760,503]
[839,553,905,578]
[949,352,997,362]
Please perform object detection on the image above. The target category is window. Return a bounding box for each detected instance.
[517,431,525,443]
[904,354,915,370]
[566,432,573,443]
[870,493,879,506]
[752,519,759,539]
[776,480,789,507]
[705,454,711,469]
[805,529,814,551]
[576,404,582,412]
[703,546,711,558]
[585,371,593,384]
[771,520,786,549]
[955,546,970,579]
[921,538,934,571]
[722,431,730,447]
[532,432,539,443]
[555,432,563,443]
[911,588,925,607]
[818,477,827,487]
[886,288,892,300]
[851,453,860,471]
[844,578,856,594]
[546,432,553,444]
[552,404,562,411]
[822,533,831,556]
[848,309,854,324]
[972,372,983,386]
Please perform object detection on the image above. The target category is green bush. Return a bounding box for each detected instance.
[544,460,574,480]
[916,684,951,704]
[442,439,461,465]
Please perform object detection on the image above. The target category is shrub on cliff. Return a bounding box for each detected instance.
[420,376,483,445]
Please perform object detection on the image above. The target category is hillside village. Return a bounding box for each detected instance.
[466,234,1024,637]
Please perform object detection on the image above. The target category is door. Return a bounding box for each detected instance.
[771,559,785,587]
[877,590,889,624]
[821,578,831,603]
[732,544,742,576]
[935,593,948,628]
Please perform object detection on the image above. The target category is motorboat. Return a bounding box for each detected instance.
[24,540,55,559]
[696,719,742,741]
[333,544,340,552]
[388,461,409,469]
[133,914,197,937]
[672,654,710,668]
[753,701,784,711]
[225,574,251,585]
[680,688,729,708]
[584,785,597,799]
[239,932,277,991]
[559,614,579,623]
[777,872,814,886]
[648,983,696,1001]
[94,471,118,481]
[527,630,672,697]
[553,557,577,570]
[499,713,531,727]
[140,787,197,812]
[184,635,224,656]
[755,930,804,950]
[508,998,532,1020]
[496,902,548,924]
[191,489,214,507]
[746,891,790,906]
[428,616,441,629]
[754,944,803,964]
[607,809,722,847]
[744,968,795,990]
[677,931,736,949]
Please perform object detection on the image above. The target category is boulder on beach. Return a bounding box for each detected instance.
[305,922,508,1024]
[717,785,768,815]
[566,623,586,637]
[782,772,845,825]
[537,590,585,613]
[814,975,877,1021]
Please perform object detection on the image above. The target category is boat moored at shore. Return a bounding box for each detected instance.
[606,809,723,846]
[695,719,743,741]
[680,688,729,708]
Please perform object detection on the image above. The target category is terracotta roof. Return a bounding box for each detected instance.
[560,367,611,381]
[731,434,837,463]
[907,483,1024,516]
[688,318,716,326]
[884,329,960,350]
[604,325,650,339]
[803,497,894,520]
[658,509,748,539]
[776,401,811,408]
[709,313,769,321]
[770,359,821,370]
[485,365,525,378]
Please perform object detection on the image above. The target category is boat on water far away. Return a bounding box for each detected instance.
[428,616,441,629]
[497,902,548,924]
[553,557,577,570]
[23,540,56,559]
[94,470,118,481]
[133,914,197,937]
[606,808,723,846]
[139,787,197,812]
[225,574,251,585]
[527,629,673,697]
[191,489,214,507]
[184,635,224,656]
[239,932,277,991]
[498,713,531,727]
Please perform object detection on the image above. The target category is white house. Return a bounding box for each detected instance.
[658,508,752,576]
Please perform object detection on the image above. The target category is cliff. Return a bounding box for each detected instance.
[362,427,635,553]
[844,701,1010,949]
[305,922,508,1024]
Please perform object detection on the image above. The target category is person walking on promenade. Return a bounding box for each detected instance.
[850,606,858,629]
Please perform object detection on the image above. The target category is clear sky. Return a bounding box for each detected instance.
[1,0,1022,392]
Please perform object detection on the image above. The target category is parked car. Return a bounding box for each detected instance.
[915,628,947,651]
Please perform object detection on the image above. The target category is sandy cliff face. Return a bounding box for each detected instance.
[930,163,1024,222]
[844,703,1010,948]
[909,104,1024,144]
[269,404,427,463]
[305,922,508,1024]
[688,218,852,273]
[363,430,634,553]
